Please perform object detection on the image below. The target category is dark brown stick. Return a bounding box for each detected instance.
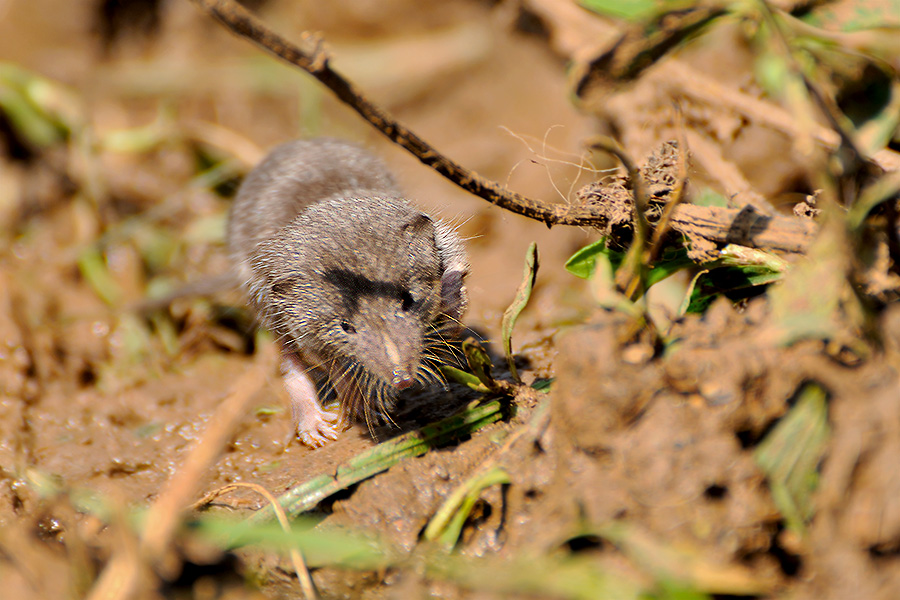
[188,0,595,227]
[188,0,824,255]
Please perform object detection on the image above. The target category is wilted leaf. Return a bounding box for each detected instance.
[501,242,538,382]
[463,337,496,390]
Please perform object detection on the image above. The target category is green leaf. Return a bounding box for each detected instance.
[803,0,900,31]
[645,247,696,288]
[755,51,790,99]
[579,0,660,21]
[768,215,853,345]
[566,240,692,290]
[847,173,900,231]
[692,188,730,208]
[683,245,788,314]
[501,242,539,382]
[684,264,784,313]
[100,108,171,153]
[78,245,122,306]
[531,378,554,393]
[679,269,708,316]
[565,238,617,279]
[586,244,641,316]
[754,384,830,534]
[0,62,73,148]
[134,422,163,439]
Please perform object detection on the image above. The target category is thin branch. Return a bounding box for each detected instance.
[188,0,832,258]
[192,483,318,600]
[140,351,270,566]
[188,0,594,227]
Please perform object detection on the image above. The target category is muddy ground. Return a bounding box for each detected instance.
[1,1,900,599]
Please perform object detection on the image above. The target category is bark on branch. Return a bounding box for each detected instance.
[188,0,823,255]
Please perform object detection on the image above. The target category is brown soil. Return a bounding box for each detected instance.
[1,1,899,599]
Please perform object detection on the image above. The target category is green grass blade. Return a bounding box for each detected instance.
[440,364,490,392]
[754,383,830,534]
[198,516,391,569]
[425,553,643,600]
[249,400,510,525]
[579,0,660,21]
[597,522,773,595]
[423,466,511,548]
[77,245,123,306]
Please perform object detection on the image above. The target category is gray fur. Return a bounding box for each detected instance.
[227,138,469,429]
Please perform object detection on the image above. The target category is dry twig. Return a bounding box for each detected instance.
[188,0,587,227]
[140,353,270,566]
[187,0,855,258]
[87,348,271,600]
[192,482,318,600]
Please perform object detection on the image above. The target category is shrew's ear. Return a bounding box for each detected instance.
[401,212,434,239]
[439,269,468,333]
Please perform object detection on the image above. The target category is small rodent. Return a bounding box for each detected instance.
[227,138,469,447]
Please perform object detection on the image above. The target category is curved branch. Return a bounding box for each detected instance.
[187,0,828,257]
[188,0,597,227]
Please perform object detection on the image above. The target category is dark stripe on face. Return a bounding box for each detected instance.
[322,268,407,312]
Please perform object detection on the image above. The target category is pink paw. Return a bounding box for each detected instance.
[296,405,343,448]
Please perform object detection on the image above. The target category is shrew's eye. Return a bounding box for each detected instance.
[271,279,295,296]
[401,290,415,312]
[341,320,356,334]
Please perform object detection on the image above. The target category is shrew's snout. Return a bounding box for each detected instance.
[391,369,415,390]
[381,332,418,390]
